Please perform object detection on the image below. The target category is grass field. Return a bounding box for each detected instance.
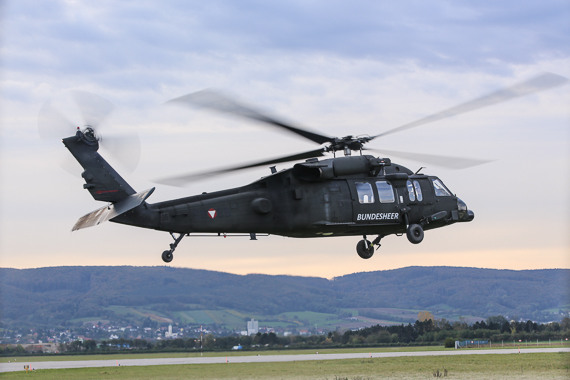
[1,350,568,379]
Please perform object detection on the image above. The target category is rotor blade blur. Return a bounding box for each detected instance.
[369,148,492,169]
[155,148,326,186]
[37,101,75,139]
[71,90,115,128]
[374,72,569,139]
[166,89,334,145]
[100,134,141,173]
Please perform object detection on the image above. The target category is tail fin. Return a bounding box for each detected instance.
[62,128,136,203]
[63,128,156,231]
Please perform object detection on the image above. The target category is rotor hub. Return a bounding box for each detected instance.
[78,126,99,145]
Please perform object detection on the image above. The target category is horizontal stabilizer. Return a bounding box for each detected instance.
[72,187,155,231]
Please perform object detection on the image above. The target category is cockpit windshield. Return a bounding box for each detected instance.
[432,178,452,196]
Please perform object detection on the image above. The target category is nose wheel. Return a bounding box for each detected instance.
[162,233,186,263]
[162,250,174,263]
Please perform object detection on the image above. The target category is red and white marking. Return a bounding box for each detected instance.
[208,208,217,219]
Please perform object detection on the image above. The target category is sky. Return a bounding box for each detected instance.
[1,0,569,278]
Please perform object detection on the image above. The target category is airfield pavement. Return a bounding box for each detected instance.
[1,347,568,373]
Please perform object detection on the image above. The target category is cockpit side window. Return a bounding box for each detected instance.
[406,180,416,202]
[413,180,423,201]
[375,181,395,203]
[432,178,452,196]
[355,182,375,204]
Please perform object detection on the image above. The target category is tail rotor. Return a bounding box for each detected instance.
[38,91,140,172]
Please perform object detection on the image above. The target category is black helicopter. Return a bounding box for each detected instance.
[56,73,567,263]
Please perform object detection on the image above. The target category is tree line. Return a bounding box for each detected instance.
[337,316,570,348]
[5,315,566,355]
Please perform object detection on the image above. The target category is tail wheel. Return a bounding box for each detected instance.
[356,239,375,259]
[162,250,174,263]
[406,224,424,244]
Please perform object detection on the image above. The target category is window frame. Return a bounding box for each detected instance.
[432,178,452,197]
[375,180,395,203]
[406,180,416,202]
[413,180,423,202]
[355,182,375,204]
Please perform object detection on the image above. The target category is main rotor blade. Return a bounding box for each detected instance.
[369,148,492,169]
[166,89,334,145]
[155,148,326,186]
[374,72,569,139]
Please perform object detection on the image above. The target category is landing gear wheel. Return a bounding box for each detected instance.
[406,224,424,244]
[162,250,174,263]
[160,232,185,263]
[356,239,375,259]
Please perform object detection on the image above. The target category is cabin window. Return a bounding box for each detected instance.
[432,178,452,196]
[407,180,425,202]
[355,182,374,204]
[375,181,395,203]
[406,180,416,202]
[413,180,423,202]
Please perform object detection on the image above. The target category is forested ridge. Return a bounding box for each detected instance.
[1,266,568,329]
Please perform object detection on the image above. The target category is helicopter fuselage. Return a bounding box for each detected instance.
[114,154,473,238]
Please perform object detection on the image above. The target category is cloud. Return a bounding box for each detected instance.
[4,1,569,88]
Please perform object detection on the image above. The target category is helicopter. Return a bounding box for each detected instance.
[56,73,567,263]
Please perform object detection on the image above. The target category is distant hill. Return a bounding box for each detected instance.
[0,266,568,330]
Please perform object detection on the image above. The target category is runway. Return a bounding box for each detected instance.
[1,347,568,373]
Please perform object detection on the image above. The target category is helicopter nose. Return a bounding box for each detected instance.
[464,209,474,222]
[457,198,474,222]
